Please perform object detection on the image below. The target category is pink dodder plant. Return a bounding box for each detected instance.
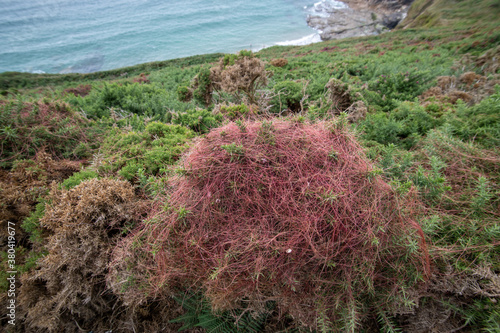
[108,120,429,331]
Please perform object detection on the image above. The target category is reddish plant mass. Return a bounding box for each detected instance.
[110,120,429,329]
[0,99,96,165]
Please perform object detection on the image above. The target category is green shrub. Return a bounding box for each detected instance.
[0,246,47,294]
[215,103,252,120]
[361,112,403,145]
[193,67,213,107]
[392,102,442,143]
[61,170,99,189]
[222,54,238,67]
[471,176,494,214]
[361,102,441,148]
[221,50,254,68]
[365,71,431,112]
[270,80,304,113]
[306,104,332,121]
[115,113,150,132]
[412,156,451,202]
[177,85,193,102]
[172,108,222,133]
[98,122,194,180]
[170,292,270,332]
[366,142,415,181]
[238,49,254,58]
[447,89,500,148]
[21,202,46,243]
[70,82,172,120]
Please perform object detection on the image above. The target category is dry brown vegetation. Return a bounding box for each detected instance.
[0,152,81,244]
[325,78,367,122]
[132,73,151,84]
[62,84,92,97]
[16,178,187,333]
[210,55,268,104]
[420,71,500,106]
[19,178,135,331]
[454,45,500,75]
[269,58,288,68]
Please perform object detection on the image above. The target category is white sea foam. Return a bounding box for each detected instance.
[275,33,322,46]
[310,0,348,17]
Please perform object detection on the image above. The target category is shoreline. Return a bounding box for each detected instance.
[305,0,413,41]
[265,0,414,49]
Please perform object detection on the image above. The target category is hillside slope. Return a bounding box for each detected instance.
[1,0,499,332]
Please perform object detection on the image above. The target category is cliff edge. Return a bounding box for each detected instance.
[307,0,415,40]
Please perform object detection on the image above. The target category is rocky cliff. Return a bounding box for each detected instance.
[307,0,415,41]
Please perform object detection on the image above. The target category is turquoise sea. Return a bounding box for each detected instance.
[0,0,348,74]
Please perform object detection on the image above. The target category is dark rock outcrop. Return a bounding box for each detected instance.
[307,0,415,41]
[383,11,406,29]
[307,9,386,41]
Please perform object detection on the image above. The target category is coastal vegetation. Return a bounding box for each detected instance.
[0,0,499,331]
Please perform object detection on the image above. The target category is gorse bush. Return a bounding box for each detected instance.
[222,53,239,67]
[0,99,100,166]
[109,120,429,332]
[170,292,271,333]
[110,113,151,132]
[18,178,146,332]
[470,176,495,215]
[365,124,500,332]
[21,202,46,244]
[322,78,368,122]
[70,81,172,120]
[361,102,442,148]
[447,88,500,148]
[176,85,193,102]
[269,58,288,68]
[270,80,304,114]
[210,51,268,104]
[364,71,432,112]
[218,51,254,71]
[412,156,451,202]
[0,152,82,239]
[172,108,222,133]
[192,67,213,107]
[60,169,99,189]
[325,78,356,112]
[403,128,499,263]
[213,102,254,121]
[97,122,194,180]
[366,142,415,182]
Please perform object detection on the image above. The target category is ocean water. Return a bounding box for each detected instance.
[0,0,347,74]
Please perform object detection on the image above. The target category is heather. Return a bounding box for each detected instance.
[0,0,499,331]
